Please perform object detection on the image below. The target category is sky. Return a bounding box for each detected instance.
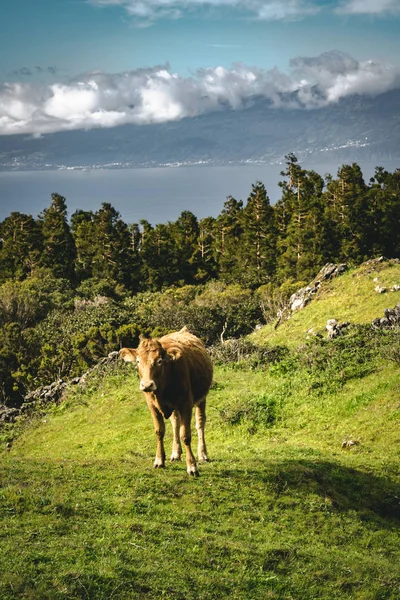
[1,0,400,136]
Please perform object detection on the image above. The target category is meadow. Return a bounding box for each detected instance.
[1,262,399,599]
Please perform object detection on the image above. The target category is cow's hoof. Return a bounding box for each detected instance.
[198,454,209,463]
[153,462,165,469]
[170,455,182,462]
[187,467,199,476]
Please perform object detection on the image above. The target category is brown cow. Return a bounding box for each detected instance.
[119,326,213,475]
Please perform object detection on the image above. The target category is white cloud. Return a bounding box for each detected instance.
[336,0,400,15]
[1,52,399,136]
[89,0,320,23]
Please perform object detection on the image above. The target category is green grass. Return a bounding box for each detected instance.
[251,261,400,349]
[1,261,400,599]
[1,350,399,600]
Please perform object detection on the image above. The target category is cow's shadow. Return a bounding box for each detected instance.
[211,458,400,525]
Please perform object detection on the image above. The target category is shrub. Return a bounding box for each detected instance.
[299,325,399,394]
[219,392,278,431]
[210,338,289,368]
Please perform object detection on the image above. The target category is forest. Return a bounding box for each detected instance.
[1,154,400,407]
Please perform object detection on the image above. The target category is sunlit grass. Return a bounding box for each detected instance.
[252,262,400,348]
[1,350,399,599]
[1,261,400,599]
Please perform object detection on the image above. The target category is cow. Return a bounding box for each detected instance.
[119,326,213,476]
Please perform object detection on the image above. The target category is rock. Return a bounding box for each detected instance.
[375,286,387,294]
[342,438,360,449]
[372,301,400,329]
[326,319,350,339]
[289,263,347,314]
[390,284,400,292]
[0,406,20,423]
[0,349,123,428]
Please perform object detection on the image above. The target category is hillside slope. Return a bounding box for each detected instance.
[1,260,399,600]
[252,259,400,348]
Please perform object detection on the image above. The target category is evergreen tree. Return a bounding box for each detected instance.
[39,193,76,280]
[172,210,200,284]
[91,203,137,290]
[70,210,96,282]
[214,196,244,283]
[138,220,179,290]
[193,216,217,282]
[324,163,368,263]
[276,155,326,282]
[240,181,277,286]
[367,167,400,258]
[0,212,43,282]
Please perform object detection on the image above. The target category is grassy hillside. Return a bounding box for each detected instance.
[1,261,400,600]
[252,259,400,348]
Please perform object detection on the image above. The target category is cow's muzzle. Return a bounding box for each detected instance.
[140,380,157,392]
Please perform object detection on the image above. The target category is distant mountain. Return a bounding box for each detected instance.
[1,88,399,171]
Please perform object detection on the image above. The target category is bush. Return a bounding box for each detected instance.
[75,278,128,301]
[0,274,74,327]
[210,338,289,368]
[299,325,398,394]
[219,392,278,431]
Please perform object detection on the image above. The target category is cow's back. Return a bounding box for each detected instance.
[160,329,213,403]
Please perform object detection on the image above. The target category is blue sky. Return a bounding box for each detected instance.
[1,0,400,135]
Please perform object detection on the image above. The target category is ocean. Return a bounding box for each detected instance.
[0,161,398,224]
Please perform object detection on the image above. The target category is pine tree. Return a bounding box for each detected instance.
[240,181,277,286]
[138,220,179,290]
[91,203,137,290]
[214,196,244,283]
[367,167,400,257]
[0,212,43,282]
[194,216,217,282]
[276,155,326,282]
[324,163,368,263]
[70,210,96,282]
[172,211,200,284]
[39,193,76,280]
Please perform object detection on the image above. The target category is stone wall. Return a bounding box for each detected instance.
[0,351,119,424]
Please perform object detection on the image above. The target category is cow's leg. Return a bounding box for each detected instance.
[146,398,166,468]
[180,406,198,476]
[170,410,182,461]
[196,399,208,463]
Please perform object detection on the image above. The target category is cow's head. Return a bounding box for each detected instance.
[119,336,181,393]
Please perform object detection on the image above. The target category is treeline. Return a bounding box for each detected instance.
[1,155,400,292]
[1,155,400,406]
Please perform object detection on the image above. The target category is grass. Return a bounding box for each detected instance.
[1,261,400,599]
[251,261,400,349]
[1,346,399,600]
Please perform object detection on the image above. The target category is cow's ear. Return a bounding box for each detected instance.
[119,348,137,363]
[166,347,182,362]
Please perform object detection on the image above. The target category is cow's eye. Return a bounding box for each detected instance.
[156,358,163,366]
[136,357,140,365]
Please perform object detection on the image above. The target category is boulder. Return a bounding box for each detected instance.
[372,301,400,329]
[326,319,351,339]
[289,263,347,314]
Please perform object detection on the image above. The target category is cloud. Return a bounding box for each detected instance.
[336,0,400,16]
[89,0,320,23]
[1,51,399,136]
[290,51,400,103]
